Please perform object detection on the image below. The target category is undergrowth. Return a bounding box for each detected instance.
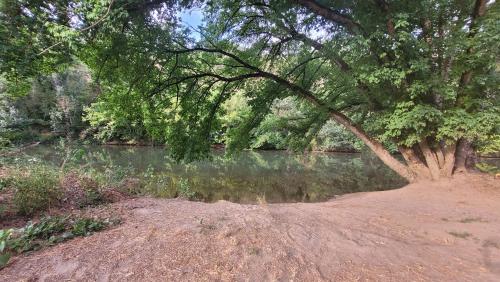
[0,216,120,268]
[11,166,61,215]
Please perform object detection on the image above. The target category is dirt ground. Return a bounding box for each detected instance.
[1,174,499,281]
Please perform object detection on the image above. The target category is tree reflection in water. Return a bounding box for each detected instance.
[23,145,408,204]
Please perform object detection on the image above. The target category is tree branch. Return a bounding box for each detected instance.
[459,0,488,86]
[293,0,363,34]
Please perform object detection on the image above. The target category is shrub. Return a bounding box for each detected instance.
[85,164,135,188]
[177,178,196,200]
[60,173,106,207]
[12,167,61,215]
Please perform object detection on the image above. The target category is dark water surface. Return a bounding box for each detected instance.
[22,145,409,204]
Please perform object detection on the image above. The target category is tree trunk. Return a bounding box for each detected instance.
[328,112,416,182]
[418,139,441,180]
[440,143,456,177]
[399,146,432,180]
[455,139,471,173]
[435,147,445,168]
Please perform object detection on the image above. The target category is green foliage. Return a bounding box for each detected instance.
[1,0,499,170]
[0,63,96,142]
[3,216,117,258]
[139,167,176,197]
[314,120,363,152]
[177,178,196,200]
[71,218,106,236]
[381,102,443,147]
[9,217,67,253]
[0,229,12,268]
[475,163,500,174]
[2,153,136,216]
[86,164,136,188]
[0,177,11,192]
[476,135,500,155]
[12,166,61,215]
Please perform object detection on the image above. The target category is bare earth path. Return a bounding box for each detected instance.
[1,174,499,281]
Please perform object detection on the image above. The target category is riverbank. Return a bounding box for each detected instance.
[1,173,499,281]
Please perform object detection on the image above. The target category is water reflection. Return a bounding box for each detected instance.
[22,145,408,204]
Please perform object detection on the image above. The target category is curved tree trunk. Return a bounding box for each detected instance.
[325,108,465,183]
[328,112,416,182]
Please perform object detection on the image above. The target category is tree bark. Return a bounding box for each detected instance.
[435,147,445,169]
[419,139,441,180]
[455,139,471,173]
[399,146,431,180]
[440,143,456,177]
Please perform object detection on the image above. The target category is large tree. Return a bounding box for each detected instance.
[1,0,499,182]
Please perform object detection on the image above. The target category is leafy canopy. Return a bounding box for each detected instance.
[1,0,498,161]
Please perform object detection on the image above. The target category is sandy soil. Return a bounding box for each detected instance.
[1,174,499,281]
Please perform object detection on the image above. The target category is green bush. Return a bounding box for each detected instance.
[12,167,62,215]
[177,178,196,200]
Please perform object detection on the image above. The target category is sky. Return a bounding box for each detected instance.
[180,8,204,40]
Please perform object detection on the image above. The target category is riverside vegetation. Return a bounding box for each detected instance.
[0,142,201,267]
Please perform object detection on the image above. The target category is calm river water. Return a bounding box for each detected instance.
[21,145,410,203]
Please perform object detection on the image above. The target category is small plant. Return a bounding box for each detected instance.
[86,164,135,188]
[3,215,118,261]
[71,218,106,236]
[81,188,105,207]
[0,229,12,268]
[0,177,12,192]
[177,178,196,200]
[141,174,176,198]
[12,166,62,215]
[10,216,67,252]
